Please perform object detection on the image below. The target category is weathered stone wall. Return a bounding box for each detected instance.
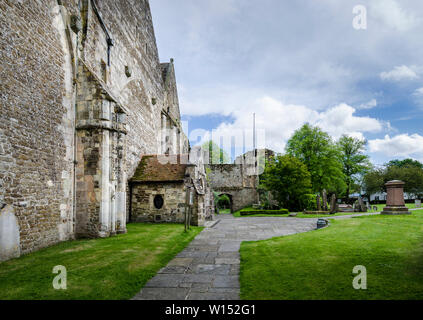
[0,0,76,260]
[131,183,186,223]
[207,164,258,212]
[0,0,187,260]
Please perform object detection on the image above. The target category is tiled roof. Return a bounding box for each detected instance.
[130,154,190,183]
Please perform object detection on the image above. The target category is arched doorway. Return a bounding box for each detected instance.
[217,193,233,213]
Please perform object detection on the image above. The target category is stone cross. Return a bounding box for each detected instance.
[316,194,321,211]
[322,189,328,211]
[330,194,337,214]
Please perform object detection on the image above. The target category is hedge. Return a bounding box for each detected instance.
[240,209,289,216]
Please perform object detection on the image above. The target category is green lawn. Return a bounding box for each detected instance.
[0,223,202,300]
[233,203,421,219]
[372,203,418,212]
[233,207,366,219]
[240,210,423,300]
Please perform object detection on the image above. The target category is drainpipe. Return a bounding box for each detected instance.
[72,1,82,238]
[91,0,114,66]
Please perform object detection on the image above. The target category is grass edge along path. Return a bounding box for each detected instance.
[233,203,420,218]
[239,210,423,300]
[0,223,202,300]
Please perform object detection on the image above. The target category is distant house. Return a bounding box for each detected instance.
[350,192,415,202]
[369,192,414,202]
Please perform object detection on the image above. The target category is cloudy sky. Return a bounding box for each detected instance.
[150,0,423,164]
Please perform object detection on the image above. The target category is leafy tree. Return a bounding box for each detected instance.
[202,141,230,164]
[261,155,312,211]
[363,168,385,196]
[363,165,423,199]
[386,159,423,169]
[217,194,231,209]
[337,135,371,199]
[286,124,346,194]
[385,165,423,198]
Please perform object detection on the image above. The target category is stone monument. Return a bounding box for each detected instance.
[330,194,337,214]
[415,199,422,209]
[322,189,328,211]
[358,196,367,212]
[317,194,321,211]
[381,180,410,215]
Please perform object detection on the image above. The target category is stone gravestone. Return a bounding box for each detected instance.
[0,205,21,262]
[382,180,410,215]
[358,196,367,212]
[322,190,328,211]
[316,194,321,211]
[330,194,337,214]
[415,199,422,208]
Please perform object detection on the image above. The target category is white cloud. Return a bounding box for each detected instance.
[369,134,423,159]
[357,99,378,110]
[314,104,383,139]
[370,0,418,32]
[189,97,384,155]
[380,65,419,82]
[414,87,423,96]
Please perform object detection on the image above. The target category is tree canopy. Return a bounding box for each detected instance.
[337,135,371,198]
[286,124,346,194]
[386,159,423,169]
[261,155,312,211]
[202,141,230,164]
[363,165,423,199]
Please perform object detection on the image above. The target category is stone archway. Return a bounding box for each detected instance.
[207,164,259,213]
[217,193,234,213]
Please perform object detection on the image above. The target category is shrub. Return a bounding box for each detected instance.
[300,194,317,211]
[240,209,289,216]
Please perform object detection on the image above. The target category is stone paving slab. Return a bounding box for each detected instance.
[133,214,317,300]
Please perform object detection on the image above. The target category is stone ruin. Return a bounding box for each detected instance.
[0,0,212,262]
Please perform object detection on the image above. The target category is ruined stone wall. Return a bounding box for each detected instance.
[0,0,187,260]
[0,0,76,260]
[207,164,258,212]
[131,182,186,223]
[80,0,167,179]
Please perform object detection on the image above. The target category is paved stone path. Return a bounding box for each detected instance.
[133,208,423,300]
[133,214,317,300]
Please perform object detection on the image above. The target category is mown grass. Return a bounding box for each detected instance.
[233,207,365,218]
[240,210,423,300]
[233,203,420,218]
[0,223,202,300]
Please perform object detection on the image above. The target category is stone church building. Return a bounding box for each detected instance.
[129,151,214,226]
[0,0,210,262]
